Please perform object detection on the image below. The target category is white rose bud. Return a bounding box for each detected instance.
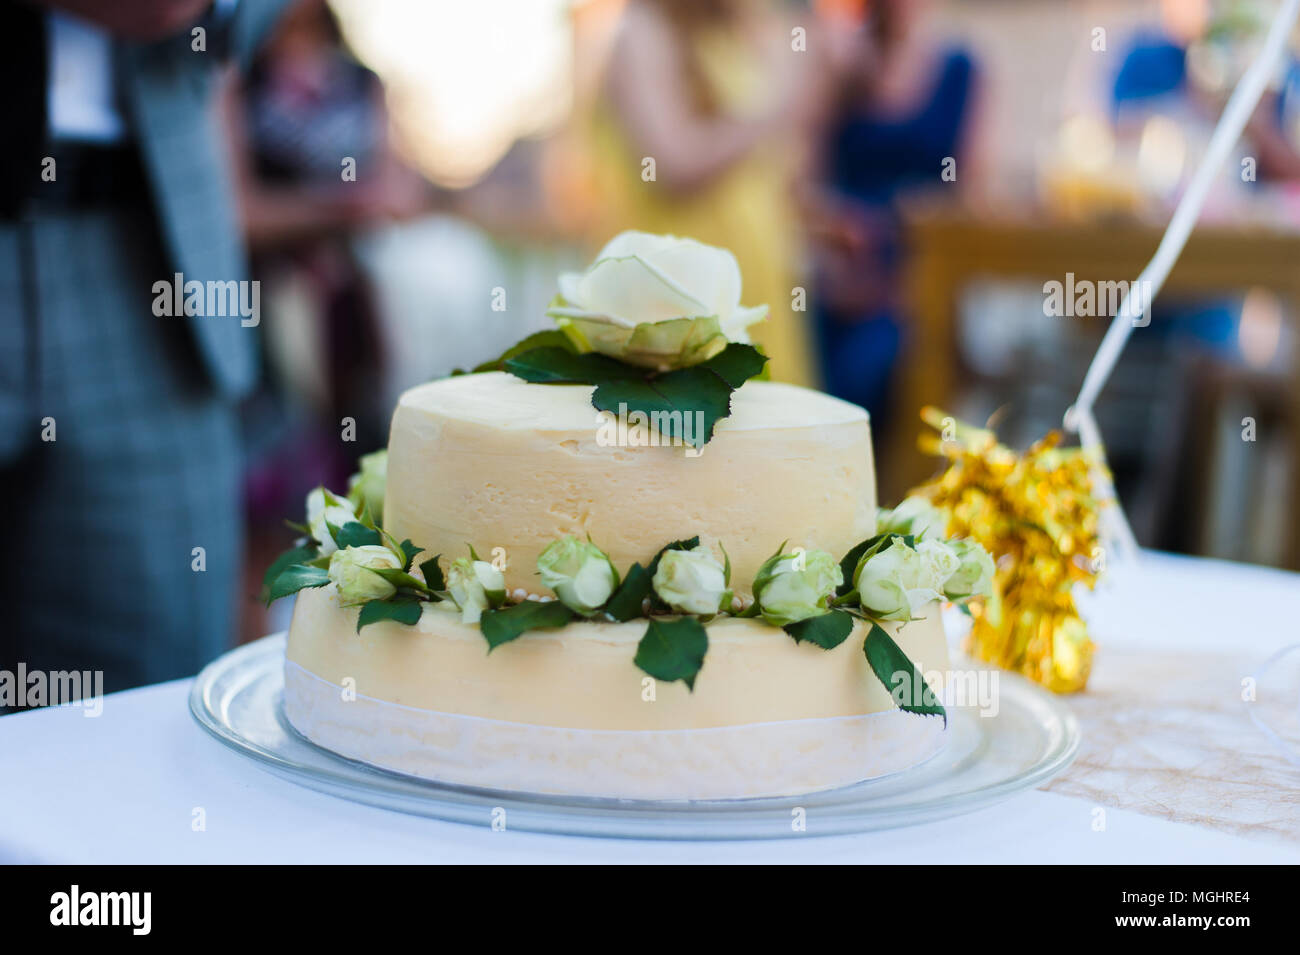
[652,546,729,616]
[446,557,506,625]
[752,549,843,627]
[916,539,960,593]
[348,450,387,525]
[944,539,996,600]
[536,536,618,615]
[876,495,948,540]
[854,537,949,621]
[328,545,401,606]
[306,486,359,556]
[546,231,768,371]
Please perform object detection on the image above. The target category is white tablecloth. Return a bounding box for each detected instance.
[3,551,1298,864]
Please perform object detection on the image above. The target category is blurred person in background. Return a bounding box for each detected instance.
[1115,0,1300,182]
[584,0,826,386]
[220,0,432,642]
[1108,0,1300,363]
[807,0,980,433]
[0,0,287,700]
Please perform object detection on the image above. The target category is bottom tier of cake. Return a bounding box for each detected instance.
[284,587,951,800]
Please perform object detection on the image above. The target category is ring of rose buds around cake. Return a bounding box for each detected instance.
[263,465,991,720]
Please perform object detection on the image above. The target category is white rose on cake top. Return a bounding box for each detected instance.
[546,231,768,370]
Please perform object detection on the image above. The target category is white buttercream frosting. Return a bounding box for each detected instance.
[383,373,877,596]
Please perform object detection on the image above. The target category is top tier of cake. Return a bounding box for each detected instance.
[384,371,877,595]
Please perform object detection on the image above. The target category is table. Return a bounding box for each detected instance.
[2,551,1298,864]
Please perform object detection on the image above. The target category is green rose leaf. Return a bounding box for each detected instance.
[395,539,422,572]
[419,555,446,593]
[465,329,577,374]
[261,543,318,603]
[356,598,424,633]
[837,534,885,596]
[591,371,728,448]
[634,617,709,691]
[266,564,330,605]
[695,342,767,388]
[604,562,652,621]
[648,536,701,573]
[331,520,384,549]
[783,610,855,650]
[862,623,946,725]
[370,567,430,593]
[504,343,767,448]
[504,346,635,385]
[480,600,575,652]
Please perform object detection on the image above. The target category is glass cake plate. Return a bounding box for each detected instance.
[190,633,1079,840]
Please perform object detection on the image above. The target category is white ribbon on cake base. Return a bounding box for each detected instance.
[282,662,948,801]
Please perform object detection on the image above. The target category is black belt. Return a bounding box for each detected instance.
[15,141,152,216]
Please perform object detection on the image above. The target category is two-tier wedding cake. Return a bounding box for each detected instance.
[266,232,993,800]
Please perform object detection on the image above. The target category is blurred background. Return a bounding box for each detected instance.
[234,0,1300,642]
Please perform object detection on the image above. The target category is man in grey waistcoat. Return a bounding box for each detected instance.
[0,0,289,696]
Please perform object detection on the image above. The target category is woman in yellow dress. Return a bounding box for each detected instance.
[582,0,826,385]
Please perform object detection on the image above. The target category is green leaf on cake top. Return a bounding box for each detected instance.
[504,342,766,448]
[863,623,947,725]
[634,616,709,692]
[498,343,611,383]
[463,328,575,374]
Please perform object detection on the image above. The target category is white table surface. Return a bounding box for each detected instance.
[3,551,1298,864]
